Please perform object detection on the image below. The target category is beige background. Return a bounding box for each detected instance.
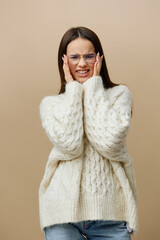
[0,0,160,239]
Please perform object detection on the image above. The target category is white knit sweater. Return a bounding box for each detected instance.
[39,76,138,235]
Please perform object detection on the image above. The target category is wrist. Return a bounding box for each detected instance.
[65,80,82,97]
[82,76,104,94]
[93,73,100,77]
[66,80,74,84]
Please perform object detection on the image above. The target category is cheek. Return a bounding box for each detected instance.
[90,64,94,73]
[68,63,75,75]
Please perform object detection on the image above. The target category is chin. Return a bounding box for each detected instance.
[76,76,92,84]
[77,79,87,83]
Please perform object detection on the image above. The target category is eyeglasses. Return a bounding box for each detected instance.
[68,53,96,65]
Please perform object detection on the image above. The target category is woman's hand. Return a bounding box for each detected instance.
[62,54,74,84]
[93,52,103,76]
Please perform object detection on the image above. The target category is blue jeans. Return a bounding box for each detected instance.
[44,220,131,240]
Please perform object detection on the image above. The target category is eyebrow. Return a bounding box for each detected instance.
[70,54,79,56]
[69,52,95,56]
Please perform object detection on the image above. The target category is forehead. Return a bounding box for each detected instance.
[66,38,95,54]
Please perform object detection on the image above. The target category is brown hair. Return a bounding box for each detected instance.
[57,26,133,115]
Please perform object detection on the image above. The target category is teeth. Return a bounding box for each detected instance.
[77,70,88,74]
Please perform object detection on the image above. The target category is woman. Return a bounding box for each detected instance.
[39,26,138,240]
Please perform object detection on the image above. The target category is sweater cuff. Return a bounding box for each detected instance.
[82,76,104,94]
[65,80,82,97]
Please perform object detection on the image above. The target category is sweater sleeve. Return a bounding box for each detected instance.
[82,76,132,163]
[39,81,83,158]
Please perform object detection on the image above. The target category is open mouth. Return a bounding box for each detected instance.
[76,70,90,74]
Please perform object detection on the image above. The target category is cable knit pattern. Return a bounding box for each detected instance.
[82,76,132,161]
[38,76,138,236]
[39,81,83,157]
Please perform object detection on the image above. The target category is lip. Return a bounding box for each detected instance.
[76,69,90,77]
[76,69,90,72]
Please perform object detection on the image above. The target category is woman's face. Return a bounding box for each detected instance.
[66,38,96,84]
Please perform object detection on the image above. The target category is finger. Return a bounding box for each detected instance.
[99,55,103,65]
[63,56,66,63]
[99,53,102,61]
[94,60,98,68]
[62,62,67,73]
[93,61,98,74]
[62,54,66,63]
[96,52,99,62]
[93,53,103,76]
[62,56,65,64]
[97,52,101,63]
[62,56,67,67]
[62,57,69,71]
[64,55,70,68]
[97,53,103,64]
[64,54,68,62]
[62,57,68,71]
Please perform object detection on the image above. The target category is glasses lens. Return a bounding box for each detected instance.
[85,53,96,63]
[69,55,79,64]
[68,53,96,65]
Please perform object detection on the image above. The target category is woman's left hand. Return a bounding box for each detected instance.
[93,52,103,76]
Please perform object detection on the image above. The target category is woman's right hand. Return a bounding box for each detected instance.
[62,54,74,84]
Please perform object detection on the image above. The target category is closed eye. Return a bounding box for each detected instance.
[85,53,96,59]
[70,55,79,59]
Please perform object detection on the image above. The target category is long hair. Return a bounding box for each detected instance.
[57,26,133,116]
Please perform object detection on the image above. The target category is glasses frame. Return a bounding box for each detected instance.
[67,52,97,65]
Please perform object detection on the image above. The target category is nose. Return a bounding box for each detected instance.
[78,57,87,67]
